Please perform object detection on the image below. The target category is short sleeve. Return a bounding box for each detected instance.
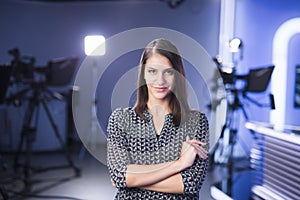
[181,112,209,196]
[107,108,130,188]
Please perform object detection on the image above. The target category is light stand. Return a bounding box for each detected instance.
[79,35,105,159]
[79,58,101,159]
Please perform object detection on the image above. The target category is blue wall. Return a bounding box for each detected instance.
[0,0,220,150]
[0,0,220,64]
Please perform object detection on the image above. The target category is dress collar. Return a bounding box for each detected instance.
[143,109,173,120]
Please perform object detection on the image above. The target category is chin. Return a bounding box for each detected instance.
[152,92,171,100]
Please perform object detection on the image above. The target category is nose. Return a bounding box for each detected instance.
[157,72,166,85]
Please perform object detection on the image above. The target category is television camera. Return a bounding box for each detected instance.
[0,48,80,195]
[5,48,78,105]
[211,55,275,169]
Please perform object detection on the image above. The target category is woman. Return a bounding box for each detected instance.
[107,38,209,199]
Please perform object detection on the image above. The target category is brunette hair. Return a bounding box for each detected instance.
[134,38,190,125]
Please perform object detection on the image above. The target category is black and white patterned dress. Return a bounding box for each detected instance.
[107,107,209,200]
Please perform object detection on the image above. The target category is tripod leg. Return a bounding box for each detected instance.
[0,185,8,200]
[211,122,230,167]
[40,100,80,177]
[0,155,8,200]
[13,99,37,192]
[13,132,24,171]
[240,105,257,140]
[228,129,237,167]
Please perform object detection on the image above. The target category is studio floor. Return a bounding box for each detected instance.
[0,143,253,200]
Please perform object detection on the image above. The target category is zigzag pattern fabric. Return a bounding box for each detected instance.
[107,107,209,199]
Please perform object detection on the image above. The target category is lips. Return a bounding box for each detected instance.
[153,86,168,92]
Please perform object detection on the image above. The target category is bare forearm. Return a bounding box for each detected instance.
[125,160,184,188]
[140,172,184,194]
[125,136,205,190]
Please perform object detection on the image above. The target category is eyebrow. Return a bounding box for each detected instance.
[145,65,173,69]
[145,66,156,69]
[145,66,175,74]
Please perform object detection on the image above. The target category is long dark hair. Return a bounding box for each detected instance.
[134,38,190,126]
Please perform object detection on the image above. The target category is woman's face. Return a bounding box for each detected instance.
[144,53,175,102]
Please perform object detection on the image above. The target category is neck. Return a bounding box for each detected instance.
[147,99,171,116]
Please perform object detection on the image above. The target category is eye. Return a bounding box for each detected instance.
[147,68,157,74]
[165,69,174,76]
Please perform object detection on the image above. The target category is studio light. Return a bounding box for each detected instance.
[229,37,242,52]
[84,35,106,56]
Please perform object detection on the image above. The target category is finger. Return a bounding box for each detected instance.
[198,147,208,156]
[186,135,190,142]
[197,151,208,159]
[197,148,208,159]
[111,179,116,187]
[190,139,206,145]
[190,143,208,156]
[190,143,207,152]
[188,139,206,146]
[190,144,208,157]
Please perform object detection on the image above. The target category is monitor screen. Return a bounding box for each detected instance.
[294,65,300,108]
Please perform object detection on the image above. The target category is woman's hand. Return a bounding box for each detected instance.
[111,179,116,187]
[178,136,198,169]
[178,136,208,170]
[187,137,208,160]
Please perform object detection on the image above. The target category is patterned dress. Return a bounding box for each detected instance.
[107,107,209,200]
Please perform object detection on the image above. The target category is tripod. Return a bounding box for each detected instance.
[13,82,80,192]
[211,87,251,168]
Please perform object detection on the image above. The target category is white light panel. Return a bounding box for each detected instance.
[84,35,106,56]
